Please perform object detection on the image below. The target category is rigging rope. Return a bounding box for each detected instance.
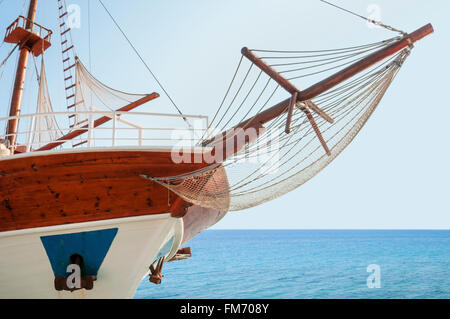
[0,44,19,70]
[201,55,244,142]
[205,38,398,143]
[97,0,193,130]
[319,0,407,36]
[61,0,78,57]
[147,36,412,212]
[88,0,92,71]
[19,0,27,16]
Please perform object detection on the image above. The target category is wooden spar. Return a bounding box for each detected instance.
[303,108,331,156]
[6,0,38,153]
[242,47,333,127]
[235,23,434,130]
[285,91,297,134]
[299,24,433,101]
[217,122,265,161]
[242,46,334,153]
[242,47,300,95]
[202,122,266,160]
[306,100,334,124]
[36,92,159,151]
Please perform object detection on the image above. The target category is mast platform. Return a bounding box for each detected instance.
[4,16,52,57]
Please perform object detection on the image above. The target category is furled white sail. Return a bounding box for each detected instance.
[29,57,62,149]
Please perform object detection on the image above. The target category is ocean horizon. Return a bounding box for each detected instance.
[135,230,450,299]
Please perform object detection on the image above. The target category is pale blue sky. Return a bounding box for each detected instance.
[0,0,448,229]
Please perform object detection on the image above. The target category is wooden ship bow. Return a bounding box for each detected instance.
[0,0,434,294]
[149,23,433,213]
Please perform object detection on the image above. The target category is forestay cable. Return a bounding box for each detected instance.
[98,0,193,130]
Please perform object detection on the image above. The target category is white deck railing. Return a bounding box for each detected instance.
[0,111,208,152]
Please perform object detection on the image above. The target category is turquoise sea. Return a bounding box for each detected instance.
[134,230,450,299]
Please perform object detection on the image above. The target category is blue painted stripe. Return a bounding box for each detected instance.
[40,228,118,277]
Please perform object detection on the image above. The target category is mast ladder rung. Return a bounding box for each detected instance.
[61,28,71,36]
[72,140,88,147]
[65,84,76,91]
[70,119,89,128]
[62,45,74,54]
[57,0,79,128]
[66,99,85,110]
[67,100,84,109]
[63,63,75,72]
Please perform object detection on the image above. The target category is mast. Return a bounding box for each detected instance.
[6,0,39,153]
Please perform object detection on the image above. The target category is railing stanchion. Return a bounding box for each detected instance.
[112,111,116,147]
[26,114,36,152]
[87,113,93,147]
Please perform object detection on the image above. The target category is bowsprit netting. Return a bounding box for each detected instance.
[147,38,413,212]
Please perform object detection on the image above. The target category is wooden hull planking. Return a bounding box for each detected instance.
[0,149,219,233]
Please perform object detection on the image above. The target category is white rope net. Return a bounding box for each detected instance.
[148,40,412,212]
[72,57,149,128]
[26,57,155,149]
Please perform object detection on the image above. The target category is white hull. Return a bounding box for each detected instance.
[0,213,183,298]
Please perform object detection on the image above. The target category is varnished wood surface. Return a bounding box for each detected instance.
[241,47,300,95]
[0,149,209,232]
